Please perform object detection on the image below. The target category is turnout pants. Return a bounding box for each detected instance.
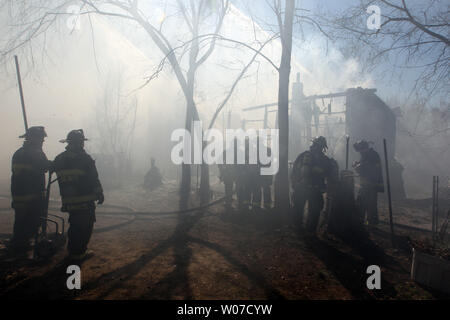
[251,185,272,209]
[67,206,96,256]
[11,205,42,251]
[262,185,272,208]
[251,184,262,208]
[293,187,324,232]
[236,179,250,209]
[224,180,234,206]
[357,186,379,225]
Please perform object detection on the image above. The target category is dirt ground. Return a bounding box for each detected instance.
[0,179,448,300]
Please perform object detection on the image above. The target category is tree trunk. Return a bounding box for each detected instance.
[199,163,210,203]
[274,0,295,210]
[180,87,195,209]
[180,124,192,209]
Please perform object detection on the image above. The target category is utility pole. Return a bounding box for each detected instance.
[14,55,28,131]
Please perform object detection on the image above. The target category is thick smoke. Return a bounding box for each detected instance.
[0,3,445,199]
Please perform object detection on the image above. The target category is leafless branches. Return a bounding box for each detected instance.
[317,0,449,97]
[94,66,137,160]
[1,1,229,111]
[207,33,280,130]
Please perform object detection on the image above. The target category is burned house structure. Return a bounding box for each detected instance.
[242,73,406,200]
[345,87,406,200]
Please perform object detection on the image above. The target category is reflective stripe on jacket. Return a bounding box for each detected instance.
[54,146,103,207]
[11,142,49,207]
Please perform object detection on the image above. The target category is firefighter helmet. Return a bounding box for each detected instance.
[19,126,47,140]
[353,140,369,152]
[310,136,328,152]
[59,129,88,143]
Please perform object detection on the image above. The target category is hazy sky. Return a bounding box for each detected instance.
[239,0,449,104]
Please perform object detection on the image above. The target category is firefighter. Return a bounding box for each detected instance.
[291,136,334,232]
[259,146,273,209]
[237,137,259,210]
[234,138,251,210]
[218,155,236,208]
[144,158,163,191]
[250,144,273,210]
[353,140,384,225]
[249,161,261,209]
[9,126,50,255]
[53,129,104,260]
[218,148,236,208]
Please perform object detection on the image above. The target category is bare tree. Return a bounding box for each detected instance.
[318,0,449,98]
[206,35,278,130]
[93,66,138,188]
[152,30,282,203]
[273,0,295,209]
[0,0,230,208]
[236,0,295,209]
[223,0,325,210]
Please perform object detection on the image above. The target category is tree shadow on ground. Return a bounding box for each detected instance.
[86,209,203,299]
[0,255,91,299]
[218,206,283,232]
[303,230,398,299]
[1,203,286,299]
[185,236,285,299]
[0,209,203,299]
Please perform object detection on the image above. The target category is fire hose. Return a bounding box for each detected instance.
[0,193,226,235]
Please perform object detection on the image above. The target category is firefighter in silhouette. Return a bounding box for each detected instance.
[251,142,273,209]
[248,137,261,209]
[238,137,260,210]
[291,136,334,232]
[144,158,163,191]
[249,160,261,209]
[353,140,384,225]
[235,138,250,210]
[9,126,50,254]
[53,129,104,260]
[259,146,273,209]
[218,146,237,208]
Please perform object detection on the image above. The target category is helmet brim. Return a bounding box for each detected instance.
[59,138,88,143]
[19,126,47,139]
[19,133,46,139]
